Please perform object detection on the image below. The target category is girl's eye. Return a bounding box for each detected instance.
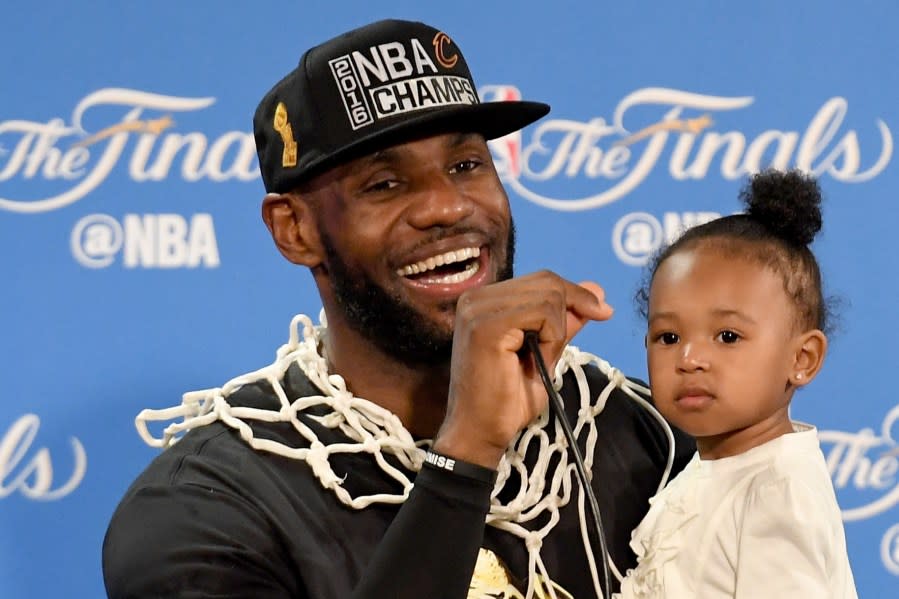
[658,332,679,345]
[717,330,740,344]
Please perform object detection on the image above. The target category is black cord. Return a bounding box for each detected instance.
[524,332,611,599]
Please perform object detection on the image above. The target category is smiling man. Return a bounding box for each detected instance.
[285,132,515,370]
[103,19,693,599]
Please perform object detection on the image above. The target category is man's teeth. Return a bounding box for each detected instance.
[396,247,481,279]
[434,260,480,284]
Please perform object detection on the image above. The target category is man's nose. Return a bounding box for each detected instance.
[404,175,475,229]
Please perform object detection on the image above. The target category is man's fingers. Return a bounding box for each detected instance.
[457,273,613,347]
[564,280,613,342]
[578,281,606,305]
[571,280,613,318]
[443,273,615,464]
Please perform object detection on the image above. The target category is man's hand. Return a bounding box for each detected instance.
[433,271,613,468]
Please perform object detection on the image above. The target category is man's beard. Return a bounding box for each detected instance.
[321,223,515,367]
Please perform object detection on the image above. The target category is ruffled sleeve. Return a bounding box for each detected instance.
[615,456,701,598]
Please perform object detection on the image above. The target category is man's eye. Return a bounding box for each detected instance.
[363,179,398,193]
[717,330,740,344]
[657,332,679,345]
[449,159,481,174]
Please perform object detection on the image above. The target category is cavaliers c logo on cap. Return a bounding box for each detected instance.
[432,32,458,68]
[273,102,298,168]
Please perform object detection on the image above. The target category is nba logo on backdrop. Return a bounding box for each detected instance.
[481,85,523,179]
[70,213,220,269]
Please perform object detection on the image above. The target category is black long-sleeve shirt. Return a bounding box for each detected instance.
[103,363,694,598]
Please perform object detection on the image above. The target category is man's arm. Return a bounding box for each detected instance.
[103,483,300,599]
[350,464,495,599]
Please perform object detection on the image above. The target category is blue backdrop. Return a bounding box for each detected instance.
[1,1,897,597]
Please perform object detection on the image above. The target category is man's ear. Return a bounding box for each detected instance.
[261,192,323,267]
[790,329,828,387]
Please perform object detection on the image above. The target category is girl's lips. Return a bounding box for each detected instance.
[675,391,714,410]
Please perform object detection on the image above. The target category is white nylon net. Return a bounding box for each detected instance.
[136,312,675,599]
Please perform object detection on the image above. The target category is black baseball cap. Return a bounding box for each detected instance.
[253,19,550,193]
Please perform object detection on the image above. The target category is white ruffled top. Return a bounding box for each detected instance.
[615,423,857,599]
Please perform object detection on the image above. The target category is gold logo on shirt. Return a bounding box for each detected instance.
[468,548,573,599]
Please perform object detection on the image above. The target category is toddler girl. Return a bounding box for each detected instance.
[616,169,857,598]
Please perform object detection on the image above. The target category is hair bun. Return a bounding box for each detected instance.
[740,169,823,245]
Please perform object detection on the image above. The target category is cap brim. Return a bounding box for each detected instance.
[291,100,549,189]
